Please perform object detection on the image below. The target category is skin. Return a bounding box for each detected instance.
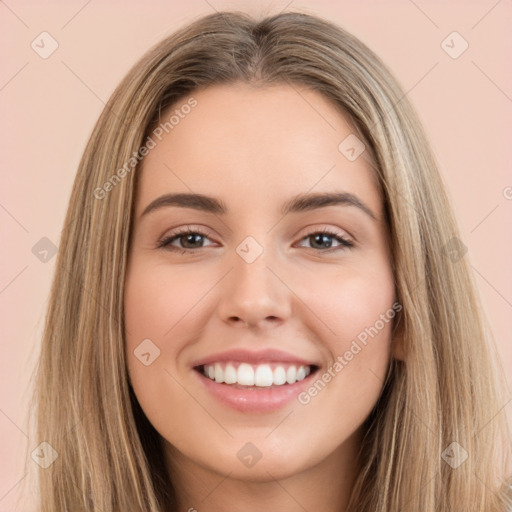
[124,82,403,512]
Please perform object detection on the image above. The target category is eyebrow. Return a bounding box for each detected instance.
[140,191,378,221]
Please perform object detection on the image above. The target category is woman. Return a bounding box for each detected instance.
[26,10,511,511]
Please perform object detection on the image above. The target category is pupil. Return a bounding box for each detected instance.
[184,234,202,248]
[313,234,331,249]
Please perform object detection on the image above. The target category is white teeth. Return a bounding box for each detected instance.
[254,365,273,387]
[202,362,312,387]
[286,366,296,384]
[223,363,237,384]
[214,364,224,383]
[237,363,254,386]
[273,366,287,385]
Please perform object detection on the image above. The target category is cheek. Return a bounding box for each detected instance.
[123,262,189,395]
[302,259,395,350]
[124,261,204,349]
[297,262,395,407]
[123,262,201,434]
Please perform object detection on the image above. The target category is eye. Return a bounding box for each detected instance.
[157,227,354,254]
[157,227,214,254]
[296,229,354,252]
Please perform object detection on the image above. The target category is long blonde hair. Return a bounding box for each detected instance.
[24,10,511,511]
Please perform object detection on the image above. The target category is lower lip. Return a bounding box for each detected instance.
[193,367,317,413]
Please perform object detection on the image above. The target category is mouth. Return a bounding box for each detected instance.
[194,361,319,388]
[192,361,320,412]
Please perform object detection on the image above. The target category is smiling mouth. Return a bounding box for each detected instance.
[194,362,320,388]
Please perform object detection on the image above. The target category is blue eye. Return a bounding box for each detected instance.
[157,228,354,254]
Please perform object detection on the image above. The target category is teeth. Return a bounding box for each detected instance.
[286,365,296,384]
[223,363,237,384]
[237,363,254,386]
[296,366,306,381]
[214,364,224,383]
[273,366,287,385]
[255,365,273,387]
[202,362,313,387]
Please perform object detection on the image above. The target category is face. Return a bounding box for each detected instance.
[124,82,400,483]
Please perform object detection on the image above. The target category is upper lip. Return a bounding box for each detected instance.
[191,348,319,368]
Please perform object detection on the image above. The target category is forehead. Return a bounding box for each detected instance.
[136,82,381,217]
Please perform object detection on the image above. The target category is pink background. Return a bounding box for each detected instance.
[1,0,511,509]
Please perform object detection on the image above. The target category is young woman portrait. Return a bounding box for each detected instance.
[23,7,511,512]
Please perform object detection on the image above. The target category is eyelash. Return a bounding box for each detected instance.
[157,227,354,255]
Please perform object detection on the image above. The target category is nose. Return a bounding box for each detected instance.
[216,246,292,329]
